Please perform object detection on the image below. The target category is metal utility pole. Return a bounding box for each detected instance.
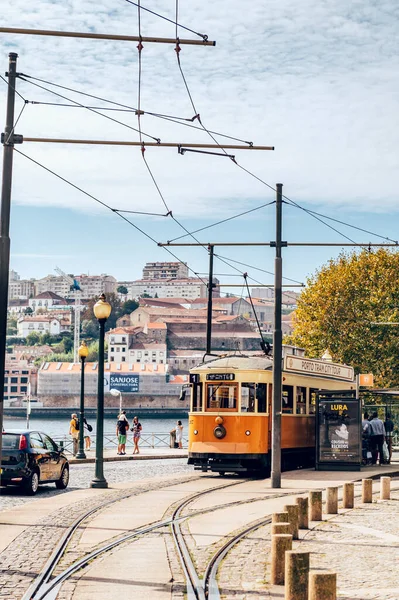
[0,53,19,488]
[206,245,215,355]
[271,183,284,489]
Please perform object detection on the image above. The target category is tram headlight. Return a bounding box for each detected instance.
[193,429,198,435]
[245,430,251,436]
[215,416,224,425]
[214,425,227,440]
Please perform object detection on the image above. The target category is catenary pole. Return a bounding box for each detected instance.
[271,183,284,488]
[206,245,214,355]
[0,53,18,489]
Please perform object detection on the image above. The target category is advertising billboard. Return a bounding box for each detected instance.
[316,395,361,470]
[104,373,140,393]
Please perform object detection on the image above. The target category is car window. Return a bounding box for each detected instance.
[30,432,46,450]
[42,435,57,452]
[2,434,19,450]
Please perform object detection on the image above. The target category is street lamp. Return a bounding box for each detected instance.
[90,293,112,489]
[110,388,122,413]
[76,341,89,459]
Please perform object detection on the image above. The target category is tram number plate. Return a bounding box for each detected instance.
[206,373,235,381]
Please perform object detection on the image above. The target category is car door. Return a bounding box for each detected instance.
[29,432,50,481]
[41,434,62,481]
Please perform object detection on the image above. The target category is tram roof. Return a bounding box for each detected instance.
[194,355,273,371]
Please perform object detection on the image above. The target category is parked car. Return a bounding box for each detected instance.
[1,429,69,495]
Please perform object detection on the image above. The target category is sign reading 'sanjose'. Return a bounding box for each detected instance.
[284,355,354,382]
[104,373,140,393]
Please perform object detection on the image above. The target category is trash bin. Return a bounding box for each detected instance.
[170,430,176,449]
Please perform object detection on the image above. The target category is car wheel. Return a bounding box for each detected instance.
[56,466,69,490]
[23,471,40,496]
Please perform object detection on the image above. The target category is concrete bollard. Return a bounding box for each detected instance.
[309,571,337,600]
[362,478,373,503]
[309,490,322,521]
[326,487,338,514]
[271,522,291,536]
[272,511,289,524]
[380,476,391,500]
[284,504,299,540]
[342,482,354,509]
[296,497,309,529]
[285,551,310,600]
[270,533,292,585]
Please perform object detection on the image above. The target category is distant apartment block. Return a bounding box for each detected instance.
[4,360,37,402]
[8,279,36,299]
[35,275,72,297]
[35,273,116,298]
[142,261,189,280]
[127,277,220,300]
[17,315,71,338]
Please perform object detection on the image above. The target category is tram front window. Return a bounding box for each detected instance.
[206,383,238,410]
[191,383,203,412]
[241,383,255,412]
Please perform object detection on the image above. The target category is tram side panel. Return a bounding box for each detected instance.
[281,415,316,469]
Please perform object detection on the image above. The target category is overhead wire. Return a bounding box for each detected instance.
[0,73,26,102]
[12,147,208,286]
[124,0,208,41]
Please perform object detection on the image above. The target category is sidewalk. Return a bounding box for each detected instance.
[69,447,188,464]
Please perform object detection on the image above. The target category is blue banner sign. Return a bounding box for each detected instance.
[106,373,140,393]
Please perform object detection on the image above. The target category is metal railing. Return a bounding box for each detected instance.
[54,432,188,456]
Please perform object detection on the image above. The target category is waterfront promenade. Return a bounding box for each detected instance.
[1,458,399,599]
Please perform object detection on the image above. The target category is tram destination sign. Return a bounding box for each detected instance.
[206,373,235,381]
[284,355,354,382]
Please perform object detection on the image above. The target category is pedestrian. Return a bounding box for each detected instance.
[131,416,142,454]
[362,412,371,436]
[384,413,394,464]
[116,410,129,455]
[83,417,92,451]
[369,412,385,465]
[171,420,183,449]
[69,413,79,456]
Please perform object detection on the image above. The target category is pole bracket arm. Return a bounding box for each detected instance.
[1,132,23,146]
[270,241,287,248]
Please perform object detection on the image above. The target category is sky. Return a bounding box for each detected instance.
[0,0,398,294]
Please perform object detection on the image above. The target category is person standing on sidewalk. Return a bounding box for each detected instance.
[132,416,142,454]
[116,410,129,456]
[69,413,79,456]
[384,413,394,464]
[369,412,385,465]
[171,420,183,449]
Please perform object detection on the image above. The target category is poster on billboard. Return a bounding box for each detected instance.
[104,373,139,393]
[316,396,361,469]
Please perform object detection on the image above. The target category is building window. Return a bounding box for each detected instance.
[122,337,126,343]
[116,347,120,352]
[110,337,115,343]
[137,351,142,358]
[11,377,18,383]
[20,386,27,393]
[122,347,126,352]
[21,377,28,383]
[110,357,114,362]
[10,386,18,392]
[121,357,126,362]
[4,377,8,383]
[110,347,114,352]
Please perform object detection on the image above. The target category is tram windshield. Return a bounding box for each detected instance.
[206,383,238,410]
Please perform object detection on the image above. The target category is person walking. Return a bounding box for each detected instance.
[116,410,129,456]
[132,416,142,454]
[171,420,183,449]
[369,412,385,465]
[69,413,79,457]
[384,413,395,464]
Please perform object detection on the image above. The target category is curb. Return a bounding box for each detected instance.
[69,452,189,465]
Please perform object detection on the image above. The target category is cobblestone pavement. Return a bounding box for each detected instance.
[217,488,399,600]
[0,458,193,511]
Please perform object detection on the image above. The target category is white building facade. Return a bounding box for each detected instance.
[126,277,219,300]
[142,261,189,280]
[17,316,64,337]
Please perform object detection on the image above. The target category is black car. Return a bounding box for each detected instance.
[1,429,69,495]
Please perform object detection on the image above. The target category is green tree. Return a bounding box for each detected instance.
[26,331,40,346]
[82,293,122,332]
[122,299,139,315]
[24,307,33,315]
[288,249,399,387]
[117,285,128,295]
[63,337,74,353]
[39,332,52,345]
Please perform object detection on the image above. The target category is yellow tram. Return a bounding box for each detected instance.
[187,349,355,476]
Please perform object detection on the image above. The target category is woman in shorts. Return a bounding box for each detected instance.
[132,416,142,454]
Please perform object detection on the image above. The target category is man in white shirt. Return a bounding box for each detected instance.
[369,412,385,465]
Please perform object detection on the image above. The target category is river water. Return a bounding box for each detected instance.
[3,415,189,440]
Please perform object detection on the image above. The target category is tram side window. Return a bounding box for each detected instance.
[296,386,307,415]
[309,388,318,414]
[282,385,294,414]
[207,384,237,410]
[191,383,203,412]
[257,383,267,413]
[241,383,255,412]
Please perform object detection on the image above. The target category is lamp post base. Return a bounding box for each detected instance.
[90,477,108,489]
[75,451,87,460]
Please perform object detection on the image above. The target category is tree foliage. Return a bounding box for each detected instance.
[117,285,128,295]
[288,249,399,388]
